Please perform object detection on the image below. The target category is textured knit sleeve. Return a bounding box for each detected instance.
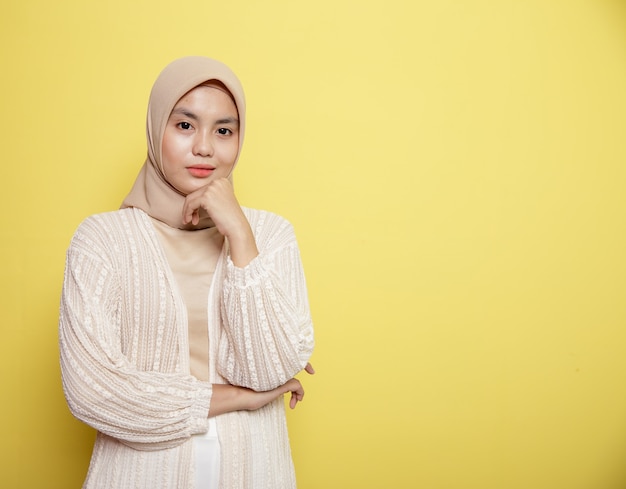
[217,211,315,391]
[59,220,211,451]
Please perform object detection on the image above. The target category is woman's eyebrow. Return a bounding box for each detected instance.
[216,117,239,126]
[171,108,199,120]
[170,109,238,126]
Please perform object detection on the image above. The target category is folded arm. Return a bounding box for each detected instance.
[218,212,315,391]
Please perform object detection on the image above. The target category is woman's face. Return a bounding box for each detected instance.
[161,84,239,195]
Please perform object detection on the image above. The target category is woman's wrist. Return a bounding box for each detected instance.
[227,223,259,267]
[208,384,245,417]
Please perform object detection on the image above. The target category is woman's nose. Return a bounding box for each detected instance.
[193,131,214,156]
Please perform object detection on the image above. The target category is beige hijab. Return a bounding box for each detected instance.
[122,56,246,230]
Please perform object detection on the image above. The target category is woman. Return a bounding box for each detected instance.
[59,56,315,488]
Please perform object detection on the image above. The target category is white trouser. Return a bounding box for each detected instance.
[193,417,220,488]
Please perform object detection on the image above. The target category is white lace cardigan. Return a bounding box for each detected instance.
[59,207,315,489]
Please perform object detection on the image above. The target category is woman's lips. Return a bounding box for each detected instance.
[187,166,215,178]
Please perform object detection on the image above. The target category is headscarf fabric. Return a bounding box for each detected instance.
[122,56,246,229]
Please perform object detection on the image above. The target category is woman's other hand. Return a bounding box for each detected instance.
[209,378,306,417]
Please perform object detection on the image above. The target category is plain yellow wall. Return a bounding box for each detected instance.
[2,1,626,488]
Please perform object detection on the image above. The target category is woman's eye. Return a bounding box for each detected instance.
[217,128,232,136]
[178,122,192,130]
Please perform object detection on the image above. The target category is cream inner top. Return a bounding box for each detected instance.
[151,218,223,381]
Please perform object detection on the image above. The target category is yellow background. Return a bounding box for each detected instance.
[2,1,626,488]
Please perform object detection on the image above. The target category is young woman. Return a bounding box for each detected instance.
[59,56,315,489]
